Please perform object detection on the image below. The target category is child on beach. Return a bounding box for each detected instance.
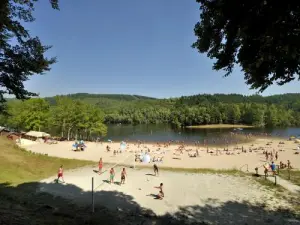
[153,164,159,176]
[109,168,115,184]
[57,165,65,183]
[154,183,164,200]
[98,158,103,174]
[121,168,127,184]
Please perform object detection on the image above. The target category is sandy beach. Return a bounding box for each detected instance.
[19,137,300,223]
[23,137,300,172]
[38,167,299,224]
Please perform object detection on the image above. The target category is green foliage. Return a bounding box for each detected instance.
[4,97,107,140]
[101,93,300,128]
[3,93,300,132]
[5,98,49,131]
[0,0,58,105]
[193,0,300,92]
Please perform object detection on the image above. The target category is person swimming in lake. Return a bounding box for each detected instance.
[109,168,115,184]
[154,183,164,200]
[121,168,127,184]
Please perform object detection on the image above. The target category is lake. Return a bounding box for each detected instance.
[105,124,300,144]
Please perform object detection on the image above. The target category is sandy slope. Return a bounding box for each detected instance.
[38,167,299,224]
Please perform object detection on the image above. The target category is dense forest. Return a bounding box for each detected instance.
[2,93,300,138]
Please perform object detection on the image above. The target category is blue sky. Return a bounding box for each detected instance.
[24,0,299,98]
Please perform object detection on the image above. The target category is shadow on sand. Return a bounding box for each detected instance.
[145,173,156,176]
[0,180,299,225]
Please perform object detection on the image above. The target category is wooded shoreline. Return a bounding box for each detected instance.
[2,93,300,140]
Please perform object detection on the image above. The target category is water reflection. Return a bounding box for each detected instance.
[105,124,300,144]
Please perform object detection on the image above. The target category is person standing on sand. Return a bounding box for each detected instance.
[121,168,127,184]
[98,158,103,174]
[154,164,159,176]
[109,168,115,184]
[57,165,65,183]
[271,161,276,175]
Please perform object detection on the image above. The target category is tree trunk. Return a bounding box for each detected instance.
[61,119,65,137]
[67,127,72,141]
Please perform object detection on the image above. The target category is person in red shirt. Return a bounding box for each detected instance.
[57,165,65,183]
[98,158,103,174]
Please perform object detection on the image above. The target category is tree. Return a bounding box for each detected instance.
[0,0,59,106]
[6,98,50,131]
[192,0,300,92]
[49,97,107,140]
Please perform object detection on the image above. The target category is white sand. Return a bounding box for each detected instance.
[38,167,297,224]
[18,138,38,146]
[23,138,300,171]
[28,138,300,223]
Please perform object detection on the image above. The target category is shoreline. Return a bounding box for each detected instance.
[95,134,286,147]
[186,124,255,129]
[22,136,300,171]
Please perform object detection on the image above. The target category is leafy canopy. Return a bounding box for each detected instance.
[192,0,300,92]
[0,0,59,105]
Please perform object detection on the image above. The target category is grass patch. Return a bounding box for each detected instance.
[251,175,285,192]
[278,169,300,186]
[0,137,94,185]
[186,124,255,129]
[135,164,241,175]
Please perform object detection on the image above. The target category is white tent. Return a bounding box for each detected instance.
[25,131,50,138]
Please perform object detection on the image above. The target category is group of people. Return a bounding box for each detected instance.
[98,158,164,198]
[97,157,127,185]
[263,159,293,176]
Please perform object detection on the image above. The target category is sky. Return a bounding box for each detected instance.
[23,0,299,98]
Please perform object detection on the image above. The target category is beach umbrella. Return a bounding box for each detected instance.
[142,154,151,163]
[120,142,126,151]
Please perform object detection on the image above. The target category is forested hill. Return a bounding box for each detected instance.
[45,92,300,105]
[45,93,156,104]
[3,93,300,133]
[176,93,300,106]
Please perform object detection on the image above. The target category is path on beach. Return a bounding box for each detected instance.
[266,176,300,194]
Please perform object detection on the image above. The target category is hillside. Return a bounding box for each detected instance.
[3,92,300,130]
[44,93,171,114]
[45,93,156,104]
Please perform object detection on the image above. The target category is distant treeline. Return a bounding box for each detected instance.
[2,93,300,137]
[100,93,300,127]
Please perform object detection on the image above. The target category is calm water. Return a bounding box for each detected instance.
[105,124,300,144]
